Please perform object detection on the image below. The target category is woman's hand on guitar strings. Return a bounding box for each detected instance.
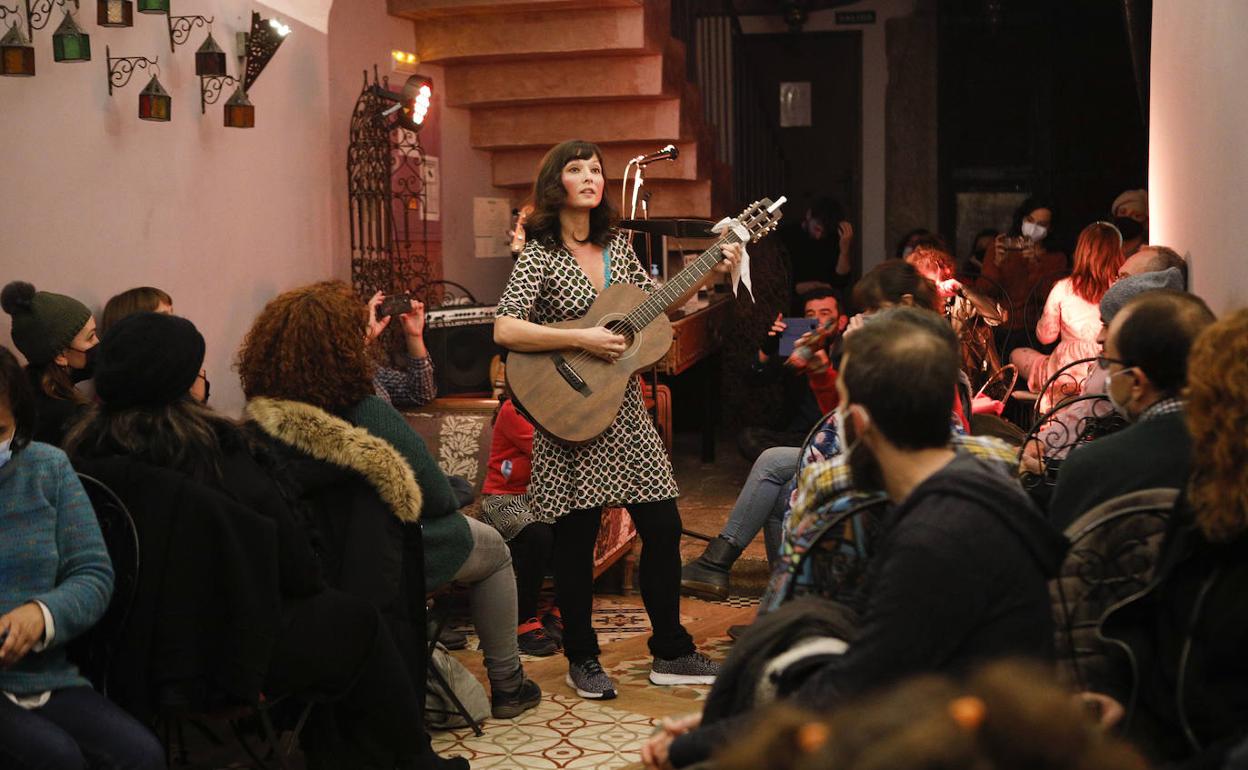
[712,242,744,275]
[577,326,628,361]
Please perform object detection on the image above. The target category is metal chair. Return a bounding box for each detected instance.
[1018,393,1128,498]
[424,589,485,737]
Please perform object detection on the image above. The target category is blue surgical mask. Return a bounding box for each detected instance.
[0,436,12,470]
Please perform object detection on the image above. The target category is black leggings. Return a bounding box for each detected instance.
[509,521,555,622]
[554,498,695,661]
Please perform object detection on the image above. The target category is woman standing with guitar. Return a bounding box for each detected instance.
[495,140,740,700]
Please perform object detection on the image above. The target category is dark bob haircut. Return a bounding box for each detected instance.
[525,139,617,249]
[0,345,37,454]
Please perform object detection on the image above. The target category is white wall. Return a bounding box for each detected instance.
[740,0,917,271]
[1,1,333,416]
[1149,0,1248,314]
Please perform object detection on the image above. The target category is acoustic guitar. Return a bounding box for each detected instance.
[506,197,785,443]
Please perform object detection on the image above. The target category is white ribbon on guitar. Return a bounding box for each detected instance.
[712,218,754,301]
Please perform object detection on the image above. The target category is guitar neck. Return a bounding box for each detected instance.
[628,231,742,327]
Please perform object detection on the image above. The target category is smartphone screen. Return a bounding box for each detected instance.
[777,317,818,357]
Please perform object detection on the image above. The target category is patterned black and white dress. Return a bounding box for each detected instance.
[495,230,679,522]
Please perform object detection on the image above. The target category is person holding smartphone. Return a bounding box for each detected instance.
[365,290,437,409]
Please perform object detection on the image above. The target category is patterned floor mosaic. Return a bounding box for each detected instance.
[431,693,656,769]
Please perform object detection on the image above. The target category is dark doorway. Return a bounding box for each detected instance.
[740,30,863,271]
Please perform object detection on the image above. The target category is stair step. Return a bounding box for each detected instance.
[629,178,713,219]
[388,0,638,20]
[470,97,683,149]
[491,139,703,187]
[405,2,667,63]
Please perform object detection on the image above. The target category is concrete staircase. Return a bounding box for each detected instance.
[388,0,732,218]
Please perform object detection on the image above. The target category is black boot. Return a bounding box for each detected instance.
[680,536,743,601]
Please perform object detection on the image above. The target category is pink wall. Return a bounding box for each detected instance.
[1,1,334,416]
[1149,0,1248,314]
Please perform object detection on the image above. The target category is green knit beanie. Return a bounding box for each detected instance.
[2,281,92,366]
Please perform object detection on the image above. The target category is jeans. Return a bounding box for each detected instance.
[719,446,800,567]
[451,516,523,691]
[555,499,695,662]
[0,686,165,770]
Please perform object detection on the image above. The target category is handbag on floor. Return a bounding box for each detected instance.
[425,642,490,729]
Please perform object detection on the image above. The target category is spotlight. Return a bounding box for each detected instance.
[372,73,433,132]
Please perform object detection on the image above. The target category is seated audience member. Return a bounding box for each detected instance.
[1011,221,1125,409]
[0,346,164,770]
[99,286,172,334]
[480,387,563,657]
[738,288,846,462]
[687,263,946,603]
[1111,188,1148,257]
[64,313,430,769]
[961,227,999,278]
[237,281,539,721]
[1018,267,1185,479]
[658,307,1067,768]
[977,198,1068,356]
[702,661,1147,770]
[894,228,947,260]
[905,245,1007,387]
[778,196,854,295]
[365,290,438,409]
[1087,308,1248,767]
[1,282,98,446]
[1119,244,1187,285]
[1047,289,1215,529]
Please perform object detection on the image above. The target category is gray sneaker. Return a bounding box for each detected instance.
[565,657,617,700]
[649,651,719,686]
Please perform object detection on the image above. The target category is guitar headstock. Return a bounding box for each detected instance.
[734,196,787,242]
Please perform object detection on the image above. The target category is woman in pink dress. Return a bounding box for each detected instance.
[1011,221,1125,410]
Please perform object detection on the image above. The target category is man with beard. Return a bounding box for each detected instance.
[644,307,1068,770]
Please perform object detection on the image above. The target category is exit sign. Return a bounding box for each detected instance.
[836,10,877,24]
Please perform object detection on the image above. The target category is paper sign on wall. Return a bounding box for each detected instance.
[422,156,440,221]
[473,197,512,258]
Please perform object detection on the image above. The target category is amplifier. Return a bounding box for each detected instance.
[427,304,497,329]
[424,305,501,396]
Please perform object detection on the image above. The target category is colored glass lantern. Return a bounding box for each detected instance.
[138,74,171,121]
[136,0,168,14]
[52,11,91,62]
[195,32,225,76]
[0,24,34,76]
[97,0,134,28]
[223,86,254,128]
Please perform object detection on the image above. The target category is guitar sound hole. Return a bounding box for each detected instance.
[605,319,635,347]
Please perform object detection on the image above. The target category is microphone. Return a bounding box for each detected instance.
[633,144,679,166]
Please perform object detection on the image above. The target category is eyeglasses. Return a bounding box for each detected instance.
[1097,355,1127,370]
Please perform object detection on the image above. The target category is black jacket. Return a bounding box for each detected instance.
[671,453,1067,767]
[1049,411,1192,531]
[1100,502,1248,768]
[32,389,87,447]
[73,456,282,720]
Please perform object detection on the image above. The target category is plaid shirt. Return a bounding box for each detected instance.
[762,434,1020,613]
[373,355,437,408]
[1138,397,1184,423]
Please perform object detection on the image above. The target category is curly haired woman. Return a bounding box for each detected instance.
[237,281,539,726]
[1087,308,1248,768]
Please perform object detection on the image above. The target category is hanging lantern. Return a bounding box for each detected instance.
[136,0,169,14]
[138,74,171,121]
[0,24,34,77]
[97,0,134,28]
[52,11,91,63]
[223,86,254,128]
[194,31,225,77]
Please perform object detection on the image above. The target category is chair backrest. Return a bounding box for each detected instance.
[1033,355,1100,423]
[1050,487,1178,692]
[72,473,141,695]
[788,497,890,613]
[1019,393,1128,492]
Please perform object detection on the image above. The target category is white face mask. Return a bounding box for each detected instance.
[0,436,12,470]
[1021,221,1048,241]
[1105,368,1136,419]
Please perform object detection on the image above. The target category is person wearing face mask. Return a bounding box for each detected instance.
[976,198,1068,357]
[1,282,99,447]
[649,307,1066,770]
[1110,188,1148,257]
[1047,288,1214,531]
[0,344,166,770]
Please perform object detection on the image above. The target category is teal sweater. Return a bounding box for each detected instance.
[346,396,471,589]
[0,443,114,695]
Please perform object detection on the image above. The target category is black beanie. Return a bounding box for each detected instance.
[95,312,206,408]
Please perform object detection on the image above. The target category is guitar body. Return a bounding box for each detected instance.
[506,283,673,444]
